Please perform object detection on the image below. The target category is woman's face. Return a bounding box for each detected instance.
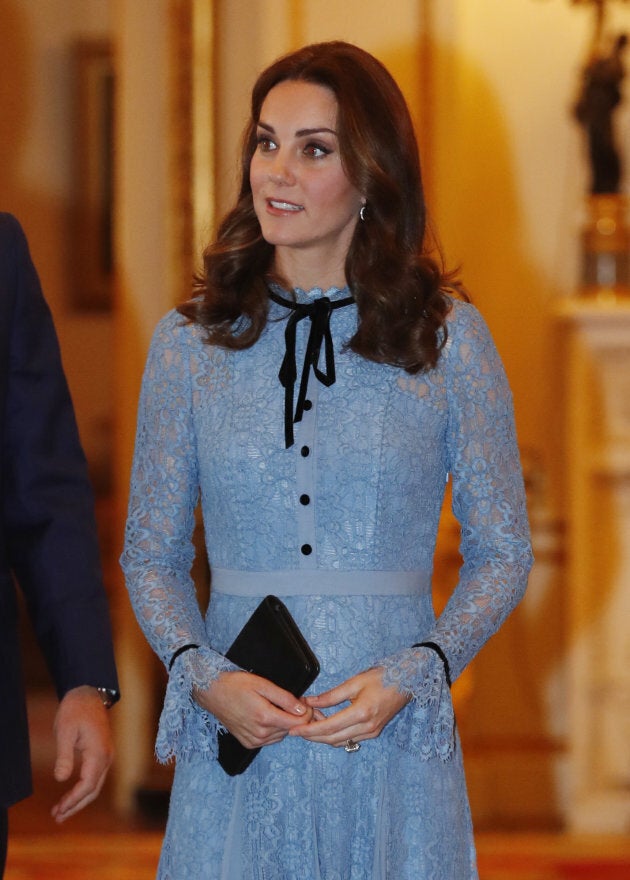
[250,79,364,277]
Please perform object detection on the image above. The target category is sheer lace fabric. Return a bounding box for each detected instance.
[121,289,533,879]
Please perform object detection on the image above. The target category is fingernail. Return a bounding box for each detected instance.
[294,704,305,714]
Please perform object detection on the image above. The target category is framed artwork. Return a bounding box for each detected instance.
[71,39,114,311]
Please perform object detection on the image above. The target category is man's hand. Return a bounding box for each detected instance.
[50,685,114,823]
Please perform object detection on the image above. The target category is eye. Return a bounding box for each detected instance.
[303,142,332,159]
[256,135,277,153]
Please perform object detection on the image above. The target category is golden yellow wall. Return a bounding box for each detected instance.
[8,0,630,825]
[431,0,601,516]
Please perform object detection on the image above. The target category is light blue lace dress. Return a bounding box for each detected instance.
[121,287,533,880]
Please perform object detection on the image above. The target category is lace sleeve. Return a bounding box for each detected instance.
[380,302,534,759]
[120,313,236,762]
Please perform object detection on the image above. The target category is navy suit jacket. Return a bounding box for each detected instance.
[0,213,118,808]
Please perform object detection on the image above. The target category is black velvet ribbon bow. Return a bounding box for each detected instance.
[269,290,355,448]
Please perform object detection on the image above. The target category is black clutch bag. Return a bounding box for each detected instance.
[218,595,320,776]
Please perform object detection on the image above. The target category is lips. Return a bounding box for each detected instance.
[267,199,304,212]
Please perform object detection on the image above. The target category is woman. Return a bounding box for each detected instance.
[121,41,533,879]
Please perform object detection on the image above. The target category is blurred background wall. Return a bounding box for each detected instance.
[2,0,629,834]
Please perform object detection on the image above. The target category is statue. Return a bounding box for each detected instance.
[548,0,630,294]
[574,32,628,193]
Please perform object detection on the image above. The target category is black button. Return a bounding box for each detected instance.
[301,544,312,556]
[299,494,310,505]
[301,446,310,457]
[303,400,313,411]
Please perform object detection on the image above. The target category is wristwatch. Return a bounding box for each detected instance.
[96,687,120,709]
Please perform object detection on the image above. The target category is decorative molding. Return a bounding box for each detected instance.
[555,298,630,832]
[169,0,217,305]
[71,39,114,311]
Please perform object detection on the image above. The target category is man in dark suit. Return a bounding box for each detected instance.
[0,213,119,875]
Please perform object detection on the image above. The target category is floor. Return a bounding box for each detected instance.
[8,783,630,880]
[5,693,630,879]
[476,834,630,880]
[8,826,630,879]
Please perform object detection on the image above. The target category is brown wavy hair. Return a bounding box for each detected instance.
[178,40,462,372]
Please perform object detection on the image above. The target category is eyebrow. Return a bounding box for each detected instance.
[257,121,338,137]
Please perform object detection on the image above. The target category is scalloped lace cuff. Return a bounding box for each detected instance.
[155,645,238,763]
[379,646,455,762]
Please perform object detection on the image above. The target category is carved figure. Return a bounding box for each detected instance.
[574,33,628,193]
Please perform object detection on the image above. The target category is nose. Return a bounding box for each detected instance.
[267,150,295,186]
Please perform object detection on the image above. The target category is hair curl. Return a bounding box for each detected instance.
[178,40,464,372]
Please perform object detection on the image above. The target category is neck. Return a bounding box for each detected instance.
[272,247,348,292]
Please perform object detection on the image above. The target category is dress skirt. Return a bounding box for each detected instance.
[156,591,479,880]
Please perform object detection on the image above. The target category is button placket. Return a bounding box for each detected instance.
[295,379,318,567]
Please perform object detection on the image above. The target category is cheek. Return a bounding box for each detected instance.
[311,173,358,213]
[329,182,362,218]
[249,157,263,194]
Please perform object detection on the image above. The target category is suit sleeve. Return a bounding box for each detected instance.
[2,216,118,698]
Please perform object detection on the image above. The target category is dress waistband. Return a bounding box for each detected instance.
[209,569,431,597]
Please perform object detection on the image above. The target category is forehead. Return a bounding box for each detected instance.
[258,80,339,129]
